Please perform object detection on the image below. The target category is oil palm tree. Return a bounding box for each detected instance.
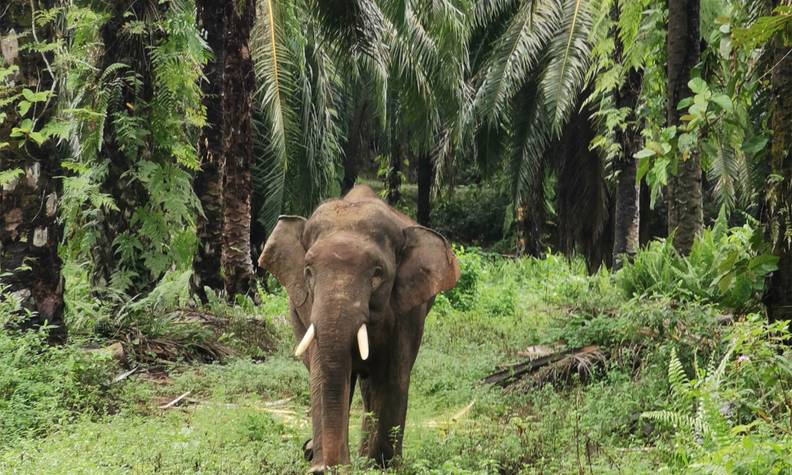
[192,0,225,302]
[466,0,610,258]
[221,0,257,296]
[0,0,66,343]
[666,0,703,254]
[251,0,469,230]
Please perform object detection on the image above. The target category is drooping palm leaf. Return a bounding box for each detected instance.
[539,0,599,135]
[472,0,560,126]
[252,0,345,232]
[251,0,297,232]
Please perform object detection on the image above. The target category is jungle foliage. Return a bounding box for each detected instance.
[2,0,792,473]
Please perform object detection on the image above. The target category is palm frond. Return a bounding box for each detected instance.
[252,0,344,231]
[251,0,297,231]
[472,0,560,126]
[539,0,598,136]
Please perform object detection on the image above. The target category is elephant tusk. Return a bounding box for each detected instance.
[294,324,315,357]
[357,324,369,361]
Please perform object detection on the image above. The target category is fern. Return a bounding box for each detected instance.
[53,1,208,296]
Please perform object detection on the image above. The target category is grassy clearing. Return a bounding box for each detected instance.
[2,244,791,474]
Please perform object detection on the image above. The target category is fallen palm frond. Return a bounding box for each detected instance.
[422,400,477,429]
[114,309,276,365]
[484,345,605,387]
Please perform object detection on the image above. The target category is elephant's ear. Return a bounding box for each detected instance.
[259,216,309,308]
[394,226,461,313]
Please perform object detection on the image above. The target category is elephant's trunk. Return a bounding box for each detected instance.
[316,327,352,468]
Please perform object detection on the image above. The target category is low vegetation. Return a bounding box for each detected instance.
[2,223,790,474]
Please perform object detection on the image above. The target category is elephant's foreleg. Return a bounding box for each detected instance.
[359,374,410,467]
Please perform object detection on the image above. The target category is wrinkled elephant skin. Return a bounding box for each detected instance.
[258,185,460,471]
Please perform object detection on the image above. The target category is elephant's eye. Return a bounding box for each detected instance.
[371,266,384,289]
[304,266,314,289]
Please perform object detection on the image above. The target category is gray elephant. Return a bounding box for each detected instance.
[258,185,460,472]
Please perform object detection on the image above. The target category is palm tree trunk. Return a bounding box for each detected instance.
[612,29,642,270]
[91,1,150,293]
[514,149,546,258]
[765,3,792,324]
[386,128,405,206]
[221,0,256,296]
[191,0,225,302]
[0,1,65,343]
[341,94,373,195]
[666,0,703,254]
[416,153,433,226]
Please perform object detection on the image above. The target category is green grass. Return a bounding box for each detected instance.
[2,250,790,474]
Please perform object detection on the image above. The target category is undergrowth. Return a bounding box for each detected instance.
[1,222,790,473]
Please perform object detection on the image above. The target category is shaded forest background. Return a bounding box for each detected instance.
[1,0,792,351]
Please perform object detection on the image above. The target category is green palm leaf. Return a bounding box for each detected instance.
[539,0,599,135]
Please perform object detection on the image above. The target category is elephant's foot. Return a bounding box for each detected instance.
[302,439,314,461]
[307,463,326,474]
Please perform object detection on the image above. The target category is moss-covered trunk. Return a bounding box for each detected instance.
[666,0,702,254]
[191,0,226,302]
[765,3,792,324]
[0,1,65,343]
[612,30,643,270]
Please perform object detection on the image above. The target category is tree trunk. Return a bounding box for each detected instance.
[514,149,545,258]
[386,128,405,207]
[612,29,642,270]
[191,0,225,302]
[416,153,433,226]
[666,0,703,254]
[341,94,373,195]
[515,198,543,257]
[765,2,792,324]
[0,1,66,343]
[90,2,151,293]
[221,0,256,297]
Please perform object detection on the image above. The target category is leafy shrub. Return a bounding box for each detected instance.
[643,315,792,473]
[0,289,120,446]
[442,245,484,311]
[616,213,777,311]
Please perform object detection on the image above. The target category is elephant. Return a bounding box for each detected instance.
[258,185,460,472]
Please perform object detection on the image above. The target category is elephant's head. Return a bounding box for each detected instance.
[258,188,459,468]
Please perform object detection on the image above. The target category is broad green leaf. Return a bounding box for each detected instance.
[637,157,652,182]
[17,100,31,116]
[748,254,779,274]
[688,77,707,94]
[21,88,49,103]
[742,135,768,156]
[710,94,733,112]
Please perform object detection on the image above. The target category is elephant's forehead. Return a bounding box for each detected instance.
[306,200,403,248]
